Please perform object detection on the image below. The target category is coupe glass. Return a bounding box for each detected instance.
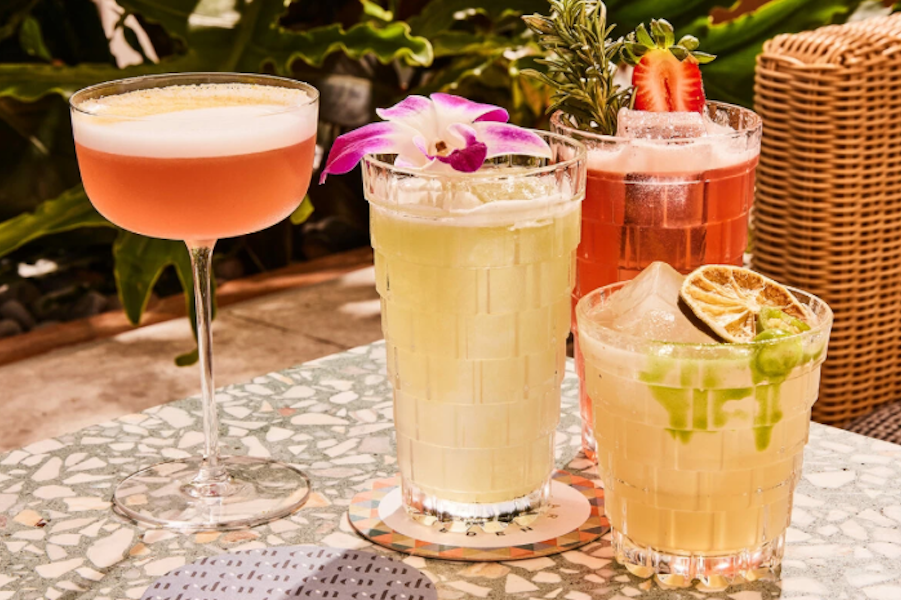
[70,72,319,530]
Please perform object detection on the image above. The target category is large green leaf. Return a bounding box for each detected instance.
[407,0,547,38]
[113,232,192,325]
[0,185,111,258]
[18,15,51,61]
[687,0,863,106]
[238,19,433,72]
[290,195,314,225]
[431,31,513,58]
[116,0,198,41]
[0,0,39,45]
[0,53,204,101]
[605,0,733,33]
[0,0,432,102]
[113,231,210,365]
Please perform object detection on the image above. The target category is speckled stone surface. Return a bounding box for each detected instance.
[1,341,900,600]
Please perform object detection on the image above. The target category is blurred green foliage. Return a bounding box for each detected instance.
[0,0,877,360]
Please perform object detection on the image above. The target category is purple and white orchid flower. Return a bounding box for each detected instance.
[319,93,551,183]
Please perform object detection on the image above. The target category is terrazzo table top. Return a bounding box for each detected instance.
[2,341,901,600]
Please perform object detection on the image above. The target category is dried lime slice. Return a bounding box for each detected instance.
[680,265,809,343]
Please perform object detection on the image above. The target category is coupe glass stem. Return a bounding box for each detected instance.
[186,240,228,492]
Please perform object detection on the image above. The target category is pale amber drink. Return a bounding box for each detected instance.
[577,282,832,584]
[364,135,586,524]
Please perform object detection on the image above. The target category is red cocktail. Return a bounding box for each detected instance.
[552,103,762,458]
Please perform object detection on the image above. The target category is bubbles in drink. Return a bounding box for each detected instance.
[616,108,708,139]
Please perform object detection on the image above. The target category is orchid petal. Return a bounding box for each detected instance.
[320,122,418,183]
[436,142,488,173]
[430,93,509,125]
[375,95,438,139]
[412,134,432,159]
[445,122,479,149]
[435,124,487,172]
[472,122,552,160]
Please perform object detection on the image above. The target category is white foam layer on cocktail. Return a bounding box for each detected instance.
[72,84,317,158]
[365,167,582,227]
[588,109,757,174]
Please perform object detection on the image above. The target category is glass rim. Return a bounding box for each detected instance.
[550,101,762,144]
[361,129,587,183]
[576,280,834,352]
[69,72,320,119]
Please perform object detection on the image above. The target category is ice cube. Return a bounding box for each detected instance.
[617,108,708,139]
[595,262,717,343]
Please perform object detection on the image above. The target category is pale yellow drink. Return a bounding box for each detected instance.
[363,136,586,523]
[577,281,832,583]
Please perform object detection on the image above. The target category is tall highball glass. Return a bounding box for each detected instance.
[363,131,586,525]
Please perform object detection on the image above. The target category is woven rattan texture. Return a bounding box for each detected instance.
[847,400,901,444]
[753,14,901,426]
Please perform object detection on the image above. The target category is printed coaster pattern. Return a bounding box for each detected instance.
[140,545,436,600]
[349,470,607,561]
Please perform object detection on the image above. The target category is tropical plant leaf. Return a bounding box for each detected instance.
[116,0,198,41]
[0,54,204,101]
[431,31,512,58]
[113,231,210,365]
[290,195,314,225]
[604,0,734,34]
[687,0,863,106]
[112,232,191,325]
[238,19,433,72]
[1,0,432,102]
[361,0,394,22]
[414,52,502,94]
[0,0,39,45]
[407,0,547,38]
[18,15,51,61]
[0,185,111,258]
[175,348,199,366]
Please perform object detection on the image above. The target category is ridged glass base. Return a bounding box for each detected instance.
[402,477,551,529]
[611,528,785,588]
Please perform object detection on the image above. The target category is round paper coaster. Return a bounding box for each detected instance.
[141,545,436,600]
[348,470,607,561]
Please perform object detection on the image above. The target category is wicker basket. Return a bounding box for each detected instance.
[753,14,901,426]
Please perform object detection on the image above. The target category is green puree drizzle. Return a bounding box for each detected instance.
[638,341,803,450]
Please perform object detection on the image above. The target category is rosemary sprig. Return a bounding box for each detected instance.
[522,0,631,135]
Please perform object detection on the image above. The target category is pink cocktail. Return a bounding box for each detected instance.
[552,103,762,458]
[70,73,319,531]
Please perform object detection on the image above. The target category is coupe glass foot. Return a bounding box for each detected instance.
[112,456,310,531]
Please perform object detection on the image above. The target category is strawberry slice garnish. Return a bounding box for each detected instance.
[631,49,705,112]
[622,19,715,114]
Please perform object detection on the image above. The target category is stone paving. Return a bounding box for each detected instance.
[0,267,382,451]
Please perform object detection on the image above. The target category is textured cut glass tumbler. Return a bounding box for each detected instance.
[577,281,833,585]
[363,132,586,525]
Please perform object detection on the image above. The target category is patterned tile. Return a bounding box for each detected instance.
[0,342,899,599]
